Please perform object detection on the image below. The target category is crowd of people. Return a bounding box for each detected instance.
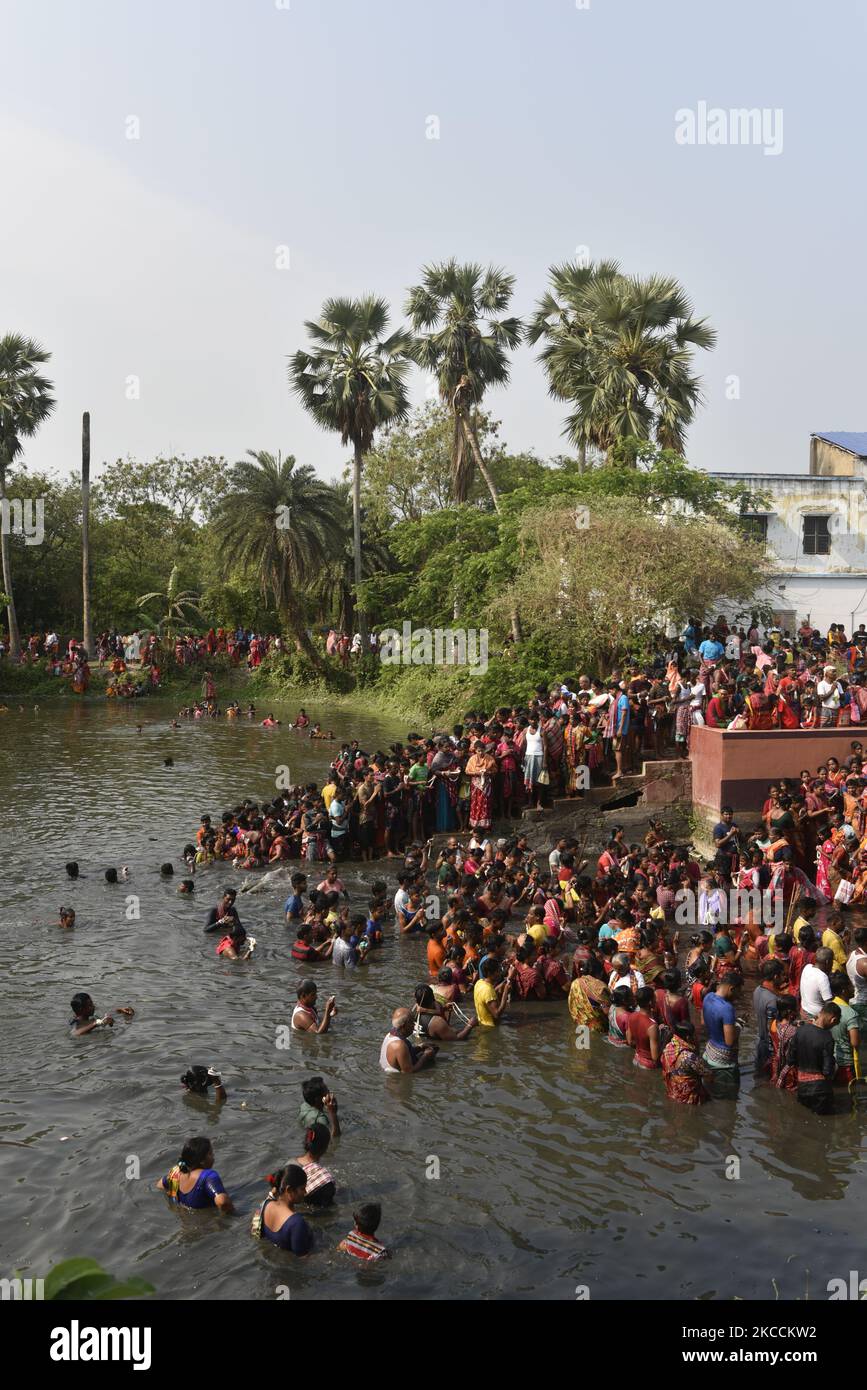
[55,613,867,1269]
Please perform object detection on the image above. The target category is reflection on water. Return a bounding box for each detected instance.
[1,701,866,1300]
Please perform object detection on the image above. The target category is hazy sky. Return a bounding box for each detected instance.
[2,0,865,486]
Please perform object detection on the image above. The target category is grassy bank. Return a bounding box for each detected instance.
[1,642,562,730]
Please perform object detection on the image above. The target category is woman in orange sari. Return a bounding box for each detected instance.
[661,1023,711,1105]
[567,961,611,1032]
[464,742,498,832]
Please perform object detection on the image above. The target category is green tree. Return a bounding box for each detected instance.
[211,449,343,664]
[528,260,715,460]
[289,296,413,646]
[406,260,522,510]
[137,564,203,635]
[501,496,765,672]
[307,479,392,631]
[98,455,232,522]
[362,402,509,528]
[0,334,56,657]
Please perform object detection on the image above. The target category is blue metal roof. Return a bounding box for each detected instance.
[813,432,867,457]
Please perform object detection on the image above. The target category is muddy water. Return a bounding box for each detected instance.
[1,701,865,1301]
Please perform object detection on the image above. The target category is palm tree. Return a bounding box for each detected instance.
[406,260,523,510]
[211,450,344,665]
[137,565,203,636]
[529,261,715,461]
[0,334,55,658]
[307,480,392,631]
[289,297,413,647]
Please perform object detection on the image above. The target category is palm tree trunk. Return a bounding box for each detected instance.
[578,443,587,473]
[284,605,323,669]
[352,440,368,650]
[458,413,522,643]
[459,412,500,513]
[0,460,21,660]
[81,412,94,656]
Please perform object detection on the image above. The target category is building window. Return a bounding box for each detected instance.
[803,515,831,555]
[741,514,768,543]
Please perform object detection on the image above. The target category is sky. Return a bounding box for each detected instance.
[1,0,866,486]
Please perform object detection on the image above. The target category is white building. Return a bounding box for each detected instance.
[709,431,867,635]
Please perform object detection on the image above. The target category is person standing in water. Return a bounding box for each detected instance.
[251,1165,312,1253]
[159,1136,234,1212]
[380,1007,438,1072]
[68,993,134,1036]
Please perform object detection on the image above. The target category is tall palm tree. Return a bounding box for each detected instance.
[307,480,392,631]
[211,449,344,665]
[406,260,523,510]
[0,334,55,658]
[137,565,203,636]
[528,261,716,461]
[289,296,413,646]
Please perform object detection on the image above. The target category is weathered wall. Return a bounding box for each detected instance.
[690,724,860,825]
[810,438,857,477]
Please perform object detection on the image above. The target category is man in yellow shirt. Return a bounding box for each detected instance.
[321,777,338,812]
[525,915,548,948]
[822,912,848,972]
[473,959,514,1026]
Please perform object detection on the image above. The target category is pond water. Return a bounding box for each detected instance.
[1,700,865,1301]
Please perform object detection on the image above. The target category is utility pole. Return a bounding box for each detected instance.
[81,411,94,656]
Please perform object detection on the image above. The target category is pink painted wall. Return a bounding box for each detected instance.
[689,724,860,819]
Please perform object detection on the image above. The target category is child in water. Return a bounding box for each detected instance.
[337,1203,389,1261]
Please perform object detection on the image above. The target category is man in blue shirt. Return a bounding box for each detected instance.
[283,872,307,922]
[702,975,741,1095]
[610,682,631,783]
[698,633,725,664]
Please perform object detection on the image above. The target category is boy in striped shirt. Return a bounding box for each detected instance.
[338,1203,389,1261]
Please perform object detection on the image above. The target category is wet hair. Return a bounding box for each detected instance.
[70,992,92,1016]
[414,984,436,1009]
[181,1066,211,1095]
[610,986,635,1010]
[267,1163,307,1196]
[178,1135,212,1173]
[775,994,798,1020]
[354,1201,381,1236]
[297,979,316,999]
[160,862,174,876]
[301,1076,326,1106]
[303,1126,330,1159]
[820,1001,842,1025]
[105,867,118,884]
[65,862,79,878]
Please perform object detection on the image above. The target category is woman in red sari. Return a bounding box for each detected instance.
[769,996,800,1090]
[541,713,565,797]
[661,1023,711,1104]
[465,742,498,832]
[745,683,779,730]
[495,732,521,818]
